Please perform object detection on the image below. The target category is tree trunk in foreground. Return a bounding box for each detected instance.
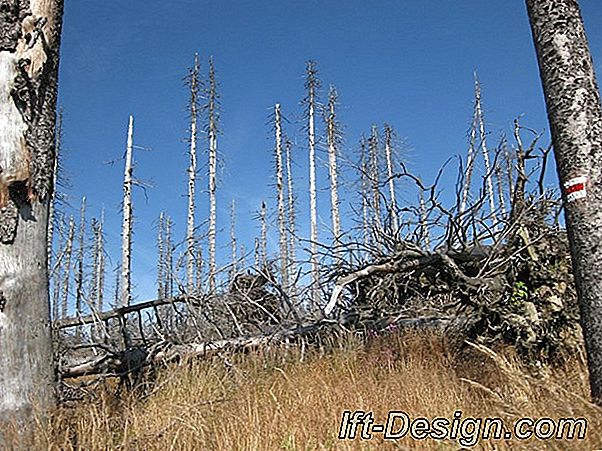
[526,0,602,404]
[0,0,64,423]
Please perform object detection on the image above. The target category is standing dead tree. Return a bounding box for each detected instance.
[48,107,64,267]
[303,60,321,306]
[91,213,106,314]
[383,124,399,232]
[61,216,75,319]
[185,54,200,294]
[120,116,134,307]
[325,86,342,254]
[0,0,65,422]
[285,138,298,296]
[273,103,289,291]
[474,74,498,225]
[526,0,602,404]
[74,196,86,338]
[157,212,166,300]
[230,199,238,280]
[205,57,220,293]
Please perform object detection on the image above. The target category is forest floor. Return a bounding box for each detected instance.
[9,331,602,450]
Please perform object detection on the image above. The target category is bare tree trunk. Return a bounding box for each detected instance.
[369,125,382,234]
[326,86,342,252]
[120,116,134,306]
[48,107,63,267]
[285,138,298,296]
[305,61,320,306]
[206,58,219,293]
[229,199,237,280]
[91,213,105,313]
[383,124,399,232]
[460,103,479,216]
[186,54,200,294]
[274,104,289,290]
[526,0,602,404]
[165,215,174,300]
[359,137,370,249]
[195,246,203,293]
[157,212,165,300]
[0,0,64,423]
[474,74,498,224]
[75,196,86,339]
[259,201,267,270]
[61,216,75,319]
[52,215,65,319]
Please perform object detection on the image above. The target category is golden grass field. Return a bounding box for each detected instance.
[4,331,602,450]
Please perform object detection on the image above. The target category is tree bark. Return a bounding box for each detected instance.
[120,116,134,306]
[186,54,199,294]
[0,0,64,424]
[526,0,602,404]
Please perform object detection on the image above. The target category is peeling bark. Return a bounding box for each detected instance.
[526,0,602,404]
[0,0,64,427]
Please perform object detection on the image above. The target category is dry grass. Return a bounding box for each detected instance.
[5,331,602,450]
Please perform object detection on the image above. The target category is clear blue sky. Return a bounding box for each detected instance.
[56,0,602,304]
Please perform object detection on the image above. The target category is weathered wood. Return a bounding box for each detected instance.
[55,295,190,329]
[526,0,602,404]
[0,0,65,424]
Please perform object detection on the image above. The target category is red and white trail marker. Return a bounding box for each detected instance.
[564,176,588,203]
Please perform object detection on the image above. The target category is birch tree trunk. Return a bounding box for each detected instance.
[0,0,64,423]
[526,0,602,404]
[120,116,134,306]
[186,54,199,294]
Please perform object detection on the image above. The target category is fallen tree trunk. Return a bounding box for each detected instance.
[59,314,456,380]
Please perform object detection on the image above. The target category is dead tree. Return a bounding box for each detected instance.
[259,201,267,270]
[0,0,65,422]
[325,86,342,252]
[61,216,75,319]
[157,212,166,300]
[91,214,105,314]
[164,215,174,299]
[383,124,399,231]
[120,116,134,307]
[205,57,220,293]
[74,196,86,338]
[285,138,298,296]
[526,0,602,404]
[52,216,66,319]
[273,104,289,290]
[460,99,479,216]
[48,106,64,267]
[359,137,371,249]
[369,125,382,235]
[303,60,321,305]
[230,199,238,280]
[185,54,200,294]
[474,74,498,224]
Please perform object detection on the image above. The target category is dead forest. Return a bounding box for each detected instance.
[48,58,581,399]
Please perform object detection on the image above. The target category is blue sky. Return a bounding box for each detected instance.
[56,0,602,304]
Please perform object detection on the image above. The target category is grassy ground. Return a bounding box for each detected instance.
[6,331,602,450]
